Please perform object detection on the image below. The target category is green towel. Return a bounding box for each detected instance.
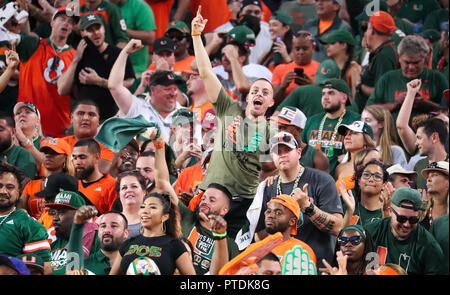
[95,115,160,152]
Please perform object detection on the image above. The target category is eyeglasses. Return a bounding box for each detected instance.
[361,171,384,182]
[337,235,362,246]
[391,208,420,224]
[271,134,297,146]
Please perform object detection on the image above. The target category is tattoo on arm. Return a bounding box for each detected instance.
[309,207,336,234]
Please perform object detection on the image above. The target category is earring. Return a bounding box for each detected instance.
[162,222,166,234]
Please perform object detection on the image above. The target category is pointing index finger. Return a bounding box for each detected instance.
[196,5,202,17]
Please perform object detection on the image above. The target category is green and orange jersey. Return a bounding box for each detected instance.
[78,174,118,215]
[17,38,75,138]
[0,209,51,263]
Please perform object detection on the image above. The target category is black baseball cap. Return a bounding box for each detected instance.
[153,37,175,54]
[35,173,78,198]
[148,70,183,87]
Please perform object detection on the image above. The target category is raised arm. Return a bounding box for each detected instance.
[57,39,86,96]
[396,79,421,155]
[191,6,222,103]
[0,50,19,93]
[108,39,143,115]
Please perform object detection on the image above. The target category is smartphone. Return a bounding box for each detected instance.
[294,68,304,76]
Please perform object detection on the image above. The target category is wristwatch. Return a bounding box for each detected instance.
[303,202,315,217]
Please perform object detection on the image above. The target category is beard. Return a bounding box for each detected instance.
[323,103,341,114]
[0,136,12,153]
[0,193,15,212]
[100,233,123,252]
[265,222,289,235]
[75,165,95,180]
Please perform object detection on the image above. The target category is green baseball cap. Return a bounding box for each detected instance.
[167,20,190,34]
[226,25,256,47]
[419,29,441,43]
[80,13,103,31]
[320,29,355,46]
[17,254,45,273]
[45,191,86,210]
[270,10,293,26]
[171,108,194,126]
[315,59,341,84]
[323,78,352,105]
[391,187,424,211]
[337,120,374,139]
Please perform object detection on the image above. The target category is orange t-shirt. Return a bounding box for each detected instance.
[272,61,320,97]
[145,0,175,42]
[189,101,214,122]
[174,164,204,195]
[319,20,333,34]
[78,174,118,215]
[39,209,57,245]
[272,237,317,274]
[18,39,75,137]
[22,178,45,219]
[61,135,115,162]
[189,0,233,33]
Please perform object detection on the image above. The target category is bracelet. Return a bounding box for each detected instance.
[191,32,201,36]
[24,143,32,150]
[154,141,165,150]
[212,231,227,240]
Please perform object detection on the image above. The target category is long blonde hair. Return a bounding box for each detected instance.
[364,106,398,165]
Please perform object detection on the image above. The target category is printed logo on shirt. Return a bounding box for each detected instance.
[187,227,214,272]
[51,248,67,271]
[44,57,65,85]
[394,89,430,101]
[398,253,411,272]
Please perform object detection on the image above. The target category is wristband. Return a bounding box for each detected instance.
[24,143,32,150]
[212,231,227,240]
[154,141,165,150]
[191,32,201,36]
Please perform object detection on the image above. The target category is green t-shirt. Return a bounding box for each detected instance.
[277,84,324,118]
[365,217,445,275]
[342,199,382,228]
[0,209,50,262]
[179,203,239,275]
[301,110,361,178]
[430,214,449,275]
[358,39,398,112]
[0,145,37,179]
[278,2,317,33]
[199,88,275,199]
[80,0,129,46]
[120,0,156,74]
[366,68,449,122]
[424,8,449,32]
[397,0,441,24]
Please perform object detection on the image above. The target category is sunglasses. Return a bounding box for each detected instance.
[271,134,297,146]
[391,208,420,224]
[337,235,362,246]
[165,33,186,41]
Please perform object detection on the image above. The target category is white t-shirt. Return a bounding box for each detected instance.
[123,94,182,143]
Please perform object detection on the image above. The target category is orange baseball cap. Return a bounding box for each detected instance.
[268,194,300,235]
[369,11,396,35]
[39,138,71,155]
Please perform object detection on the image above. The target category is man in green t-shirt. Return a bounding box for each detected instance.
[366,35,448,122]
[396,0,441,25]
[110,0,156,74]
[301,78,360,178]
[66,207,130,275]
[356,10,399,112]
[0,163,51,274]
[365,187,445,275]
[278,0,317,33]
[192,8,277,239]
[179,183,239,275]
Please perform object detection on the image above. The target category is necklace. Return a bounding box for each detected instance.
[276,165,305,196]
[0,207,15,228]
[316,109,346,157]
